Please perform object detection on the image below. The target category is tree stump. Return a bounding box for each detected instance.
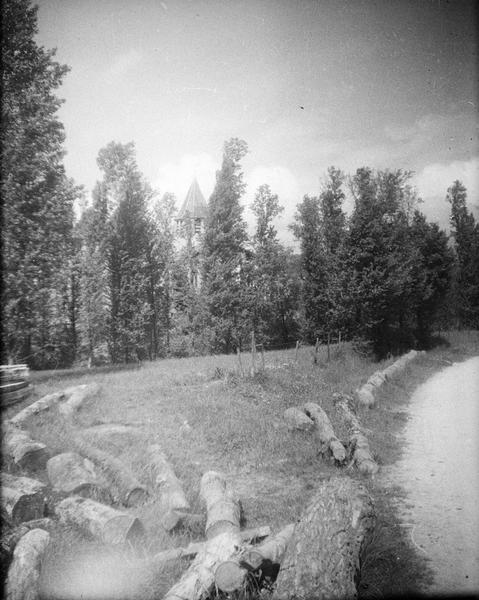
[284,407,315,431]
[2,423,48,471]
[273,477,375,600]
[55,496,146,546]
[303,402,347,462]
[4,528,50,600]
[46,452,112,503]
[1,474,46,524]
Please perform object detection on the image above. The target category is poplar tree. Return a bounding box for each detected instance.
[202,138,248,353]
[1,0,79,366]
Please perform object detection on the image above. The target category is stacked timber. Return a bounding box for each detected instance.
[0,365,30,408]
[1,474,46,524]
[55,496,146,545]
[273,477,376,600]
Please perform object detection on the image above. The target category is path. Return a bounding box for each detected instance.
[383,356,479,595]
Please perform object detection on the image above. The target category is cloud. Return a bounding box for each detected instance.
[106,49,143,80]
[153,153,217,206]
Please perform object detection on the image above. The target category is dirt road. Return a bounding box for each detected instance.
[383,356,479,595]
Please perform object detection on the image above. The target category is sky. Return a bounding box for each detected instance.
[35,0,479,243]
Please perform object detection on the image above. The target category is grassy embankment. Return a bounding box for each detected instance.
[4,330,478,599]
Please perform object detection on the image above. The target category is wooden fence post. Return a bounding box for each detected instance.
[251,332,256,376]
[236,347,244,378]
[327,333,331,362]
[314,338,319,365]
[260,344,265,371]
[295,341,300,363]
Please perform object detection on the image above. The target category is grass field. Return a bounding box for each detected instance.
[4,330,479,599]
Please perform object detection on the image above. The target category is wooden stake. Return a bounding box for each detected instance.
[251,332,256,376]
[295,341,300,362]
[314,338,319,365]
[327,333,330,362]
[237,347,244,377]
[260,344,265,371]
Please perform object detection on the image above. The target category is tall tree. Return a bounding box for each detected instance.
[201,139,249,353]
[1,0,79,367]
[249,185,299,345]
[446,181,479,328]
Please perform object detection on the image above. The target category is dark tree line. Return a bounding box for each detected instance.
[2,0,478,368]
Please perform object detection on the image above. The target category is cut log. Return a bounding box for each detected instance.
[334,393,379,476]
[355,382,376,407]
[2,424,48,471]
[147,443,190,510]
[148,525,272,568]
[200,470,240,540]
[242,523,295,570]
[283,407,314,431]
[1,518,54,560]
[303,402,347,462]
[215,523,295,593]
[8,392,65,427]
[273,477,376,600]
[73,436,148,507]
[164,471,241,600]
[0,364,29,383]
[46,452,112,503]
[58,383,100,419]
[1,473,46,524]
[4,528,50,600]
[55,496,146,546]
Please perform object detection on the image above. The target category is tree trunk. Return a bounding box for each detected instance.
[147,444,190,531]
[46,452,112,503]
[334,393,379,476]
[55,496,146,546]
[72,435,148,507]
[8,392,65,427]
[2,423,48,471]
[272,477,375,600]
[1,518,53,562]
[1,474,46,524]
[163,471,241,600]
[303,402,347,462]
[283,407,314,432]
[58,383,100,420]
[5,528,50,600]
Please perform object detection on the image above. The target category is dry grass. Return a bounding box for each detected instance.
[2,332,478,599]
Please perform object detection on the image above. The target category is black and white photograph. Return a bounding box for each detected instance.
[1,1,478,598]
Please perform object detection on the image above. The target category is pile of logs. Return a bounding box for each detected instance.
[356,349,425,407]
[2,382,378,600]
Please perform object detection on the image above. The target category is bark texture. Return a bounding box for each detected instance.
[273,477,375,600]
[55,496,146,545]
[284,407,315,431]
[46,452,112,502]
[242,523,295,570]
[5,528,50,600]
[303,402,347,462]
[58,384,100,420]
[3,424,48,470]
[1,474,46,524]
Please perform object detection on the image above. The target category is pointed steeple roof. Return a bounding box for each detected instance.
[177,178,208,221]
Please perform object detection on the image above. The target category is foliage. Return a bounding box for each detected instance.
[446,180,479,328]
[1,0,79,367]
[201,138,249,352]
